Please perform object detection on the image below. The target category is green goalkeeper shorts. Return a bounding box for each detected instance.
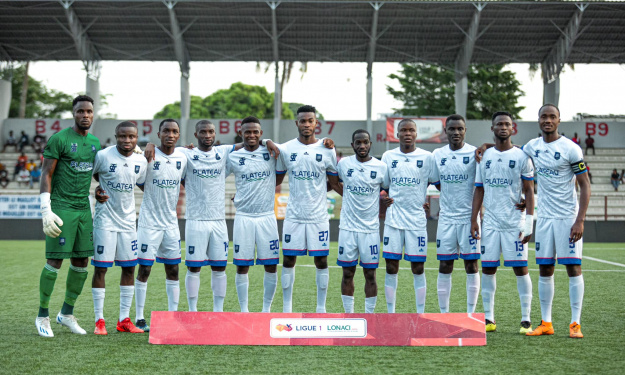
[45,209,94,259]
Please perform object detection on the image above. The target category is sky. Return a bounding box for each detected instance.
[26,60,625,122]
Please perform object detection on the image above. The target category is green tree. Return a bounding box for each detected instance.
[387,64,524,120]
[0,65,74,118]
[154,82,295,119]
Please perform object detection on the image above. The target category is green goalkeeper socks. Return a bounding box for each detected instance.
[39,264,59,317]
[61,265,88,315]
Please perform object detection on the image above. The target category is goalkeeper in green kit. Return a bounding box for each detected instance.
[36,95,101,337]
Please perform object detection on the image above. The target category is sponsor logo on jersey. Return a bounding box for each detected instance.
[484,178,513,187]
[241,171,271,182]
[536,167,559,178]
[316,154,322,162]
[109,164,117,173]
[339,246,344,255]
[59,237,66,246]
[264,153,270,161]
[188,246,195,254]
[275,324,293,332]
[70,161,94,172]
[346,169,354,177]
[485,160,491,169]
[193,169,221,178]
[97,245,104,255]
[346,185,375,195]
[123,163,128,167]
[71,143,78,153]
[463,156,470,164]
[440,158,447,166]
[554,152,561,160]
[153,179,180,188]
[391,160,398,168]
[106,181,133,193]
[440,174,468,183]
[509,160,516,168]
[417,160,423,168]
[370,171,377,179]
[153,161,160,170]
[176,161,181,170]
[285,234,291,243]
[239,157,246,166]
[391,177,420,186]
[291,170,320,180]
[135,165,140,174]
[290,153,297,161]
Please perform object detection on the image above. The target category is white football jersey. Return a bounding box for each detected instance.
[522,136,586,219]
[381,147,438,230]
[226,145,276,216]
[138,147,187,230]
[181,145,233,221]
[276,138,338,223]
[432,143,477,224]
[337,155,387,233]
[475,147,534,231]
[92,146,147,232]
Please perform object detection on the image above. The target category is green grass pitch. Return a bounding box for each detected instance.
[1,241,624,374]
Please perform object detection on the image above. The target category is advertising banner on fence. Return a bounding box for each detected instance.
[385,117,447,143]
[0,195,41,219]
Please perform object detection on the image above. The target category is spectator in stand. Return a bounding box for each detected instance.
[17,167,30,187]
[611,169,624,192]
[30,165,42,189]
[571,132,581,146]
[26,159,37,172]
[18,131,30,152]
[14,152,28,180]
[585,135,595,155]
[3,130,18,152]
[32,133,46,153]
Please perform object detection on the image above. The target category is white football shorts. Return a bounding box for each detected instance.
[233,213,280,266]
[137,226,181,266]
[535,217,582,265]
[480,227,527,268]
[92,228,138,267]
[282,219,330,257]
[337,229,380,269]
[382,225,428,262]
[185,219,229,267]
[436,221,480,261]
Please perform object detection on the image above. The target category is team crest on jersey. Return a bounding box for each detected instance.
[235,245,239,253]
[370,171,377,179]
[135,165,140,174]
[463,157,470,164]
[290,153,297,161]
[316,154,322,162]
[481,246,485,254]
[263,153,270,161]
[485,160,491,169]
[383,237,389,245]
[536,243,540,251]
[176,161,181,170]
[141,244,148,253]
[509,160,516,168]
[391,160,398,168]
[436,240,440,248]
[91,145,96,152]
[188,246,195,254]
[70,143,78,153]
[97,245,104,255]
[193,155,199,160]
[153,162,160,170]
[109,164,117,173]
[285,234,291,243]
[346,169,353,177]
[339,247,344,255]
[554,152,561,160]
[59,237,66,246]
[417,160,423,168]
[440,158,447,166]
[215,153,221,160]
[239,157,246,166]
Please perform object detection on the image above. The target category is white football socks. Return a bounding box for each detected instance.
[185,271,200,312]
[92,288,105,322]
[342,295,355,313]
[437,273,452,313]
[235,273,249,312]
[385,273,398,313]
[119,285,134,321]
[538,275,554,322]
[466,273,480,313]
[135,279,148,321]
[365,297,377,313]
[263,272,277,313]
[481,273,497,321]
[516,274,533,322]
[165,279,180,312]
[211,270,227,312]
[282,267,295,313]
[569,275,584,324]
[316,268,329,313]
[413,273,426,313]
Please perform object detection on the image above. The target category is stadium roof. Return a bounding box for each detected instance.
[1,0,624,69]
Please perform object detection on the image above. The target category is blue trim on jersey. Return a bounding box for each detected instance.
[136,183,145,186]
[536,257,556,265]
[185,259,208,267]
[276,170,286,175]
[432,181,440,186]
[481,260,500,268]
[382,251,402,260]
[557,257,582,265]
[308,249,329,257]
[436,253,459,261]
[475,183,483,187]
[459,253,481,261]
[91,259,114,268]
[115,259,138,267]
[231,144,236,152]
[207,260,228,267]
[404,254,426,262]
[337,259,358,268]
[359,261,379,269]
[326,171,338,176]
[283,249,307,256]
[521,176,534,181]
[137,258,154,266]
[156,256,181,265]
[503,260,527,267]
[574,169,587,175]
[256,257,280,266]
[233,258,255,266]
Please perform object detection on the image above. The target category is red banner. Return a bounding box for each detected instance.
[386,117,448,143]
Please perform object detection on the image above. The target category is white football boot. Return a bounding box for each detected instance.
[36,316,54,337]
[56,313,87,334]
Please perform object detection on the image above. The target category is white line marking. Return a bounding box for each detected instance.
[582,256,625,268]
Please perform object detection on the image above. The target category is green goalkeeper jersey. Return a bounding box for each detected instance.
[43,127,101,211]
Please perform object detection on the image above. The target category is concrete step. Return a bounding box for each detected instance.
[584,155,625,163]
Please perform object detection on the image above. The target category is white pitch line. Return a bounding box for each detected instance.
[582,256,625,268]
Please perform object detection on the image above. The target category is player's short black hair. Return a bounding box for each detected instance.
[352,129,370,142]
[398,118,416,129]
[297,105,317,115]
[195,120,214,131]
[72,95,94,108]
[159,118,180,132]
[241,116,261,126]
[445,114,466,126]
[115,121,138,134]
[492,111,513,124]
[539,103,560,117]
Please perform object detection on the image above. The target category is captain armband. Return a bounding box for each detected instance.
[571,160,587,175]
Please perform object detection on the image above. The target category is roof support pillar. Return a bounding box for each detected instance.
[366,2,382,137]
[269,2,281,142]
[454,2,485,118]
[541,3,587,105]
[0,78,11,136]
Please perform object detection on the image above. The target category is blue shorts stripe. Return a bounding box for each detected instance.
[504,260,527,267]
[156,256,182,265]
[233,258,255,266]
[460,253,480,260]
[536,257,556,265]
[283,249,307,256]
[308,249,329,257]
[437,253,459,261]
[208,260,228,267]
[359,261,379,269]
[256,258,280,266]
[382,251,402,260]
[404,254,426,262]
[185,259,208,267]
[115,259,138,267]
[337,259,358,267]
[557,257,582,265]
[481,260,500,268]
[137,258,154,266]
[91,259,114,268]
